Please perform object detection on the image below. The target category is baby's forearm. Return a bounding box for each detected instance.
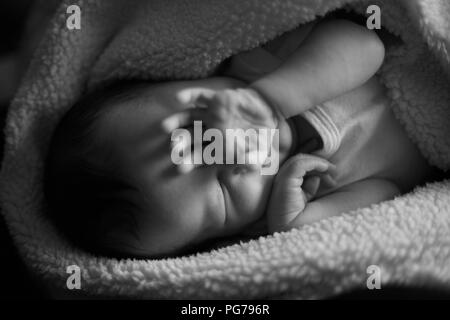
[250,20,385,119]
[277,178,400,229]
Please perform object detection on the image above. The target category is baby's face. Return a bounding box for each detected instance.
[98,77,292,256]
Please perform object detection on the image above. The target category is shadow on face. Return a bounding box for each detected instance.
[97,77,277,258]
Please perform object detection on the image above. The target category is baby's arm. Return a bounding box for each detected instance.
[251,20,385,119]
[162,20,385,172]
[267,155,400,232]
[288,179,400,228]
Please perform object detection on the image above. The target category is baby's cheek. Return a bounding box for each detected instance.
[234,173,273,221]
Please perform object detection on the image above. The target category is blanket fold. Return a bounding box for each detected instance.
[1,0,450,299]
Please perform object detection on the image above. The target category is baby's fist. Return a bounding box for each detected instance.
[267,153,336,233]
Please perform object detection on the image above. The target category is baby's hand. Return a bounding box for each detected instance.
[267,153,336,233]
[162,88,280,173]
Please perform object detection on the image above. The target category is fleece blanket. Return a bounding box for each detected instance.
[1,0,450,299]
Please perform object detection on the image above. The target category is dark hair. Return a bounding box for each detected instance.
[45,82,148,257]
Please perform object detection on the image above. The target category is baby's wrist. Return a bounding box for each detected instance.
[244,86,284,124]
[243,87,295,155]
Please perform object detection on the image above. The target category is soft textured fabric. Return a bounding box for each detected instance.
[1,0,450,299]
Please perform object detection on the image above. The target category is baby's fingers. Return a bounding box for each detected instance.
[194,91,230,124]
[161,110,193,133]
[177,88,217,106]
[277,153,334,182]
[302,176,321,201]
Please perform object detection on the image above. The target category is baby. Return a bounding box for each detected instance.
[45,20,434,258]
